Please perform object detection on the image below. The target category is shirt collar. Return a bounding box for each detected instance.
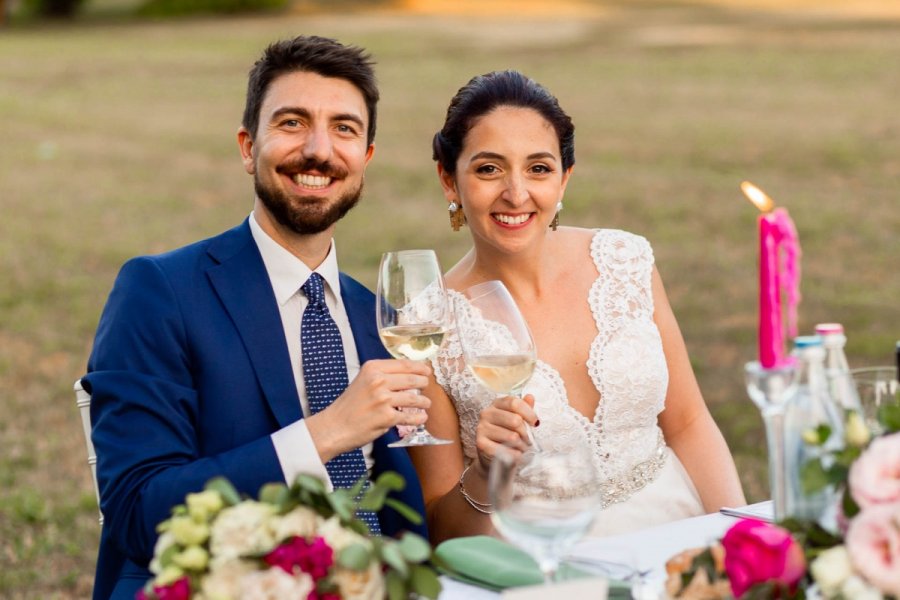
[249,211,342,306]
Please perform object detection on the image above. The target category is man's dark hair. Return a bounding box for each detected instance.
[242,35,379,145]
[433,70,575,175]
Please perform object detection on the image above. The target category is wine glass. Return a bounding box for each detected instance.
[851,366,899,436]
[376,249,452,447]
[457,280,540,451]
[489,443,603,583]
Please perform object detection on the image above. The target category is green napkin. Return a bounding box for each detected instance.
[434,535,632,598]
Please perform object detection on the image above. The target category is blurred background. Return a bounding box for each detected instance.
[1,0,898,596]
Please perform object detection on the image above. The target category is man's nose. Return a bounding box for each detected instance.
[301,127,333,163]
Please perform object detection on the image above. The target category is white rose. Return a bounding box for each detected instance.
[200,558,256,600]
[333,561,385,600]
[170,515,211,546]
[209,501,278,561]
[238,568,314,600]
[841,575,885,600]
[318,516,371,552]
[270,506,320,543]
[173,545,210,571]
[810,545,853,596]
[187,490,226,522]
[149,531,177,575]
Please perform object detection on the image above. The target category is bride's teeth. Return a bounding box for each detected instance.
[293,174,332,189]
[494,214,529,225]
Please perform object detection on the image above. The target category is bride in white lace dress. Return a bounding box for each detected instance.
[410,70,746,544]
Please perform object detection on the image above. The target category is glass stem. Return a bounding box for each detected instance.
[762,406,787,521]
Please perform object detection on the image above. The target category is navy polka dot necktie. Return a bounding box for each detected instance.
[300,273,381,534]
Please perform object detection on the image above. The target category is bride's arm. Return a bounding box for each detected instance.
[651,266,747,512]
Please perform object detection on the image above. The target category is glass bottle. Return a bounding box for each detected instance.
[815,323,861,414]
[783,336,844,527]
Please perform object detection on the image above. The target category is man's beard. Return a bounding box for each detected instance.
[255,158,362,235]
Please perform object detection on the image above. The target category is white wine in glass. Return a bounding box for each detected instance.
[458,280,540,451]
[377,249,452,447]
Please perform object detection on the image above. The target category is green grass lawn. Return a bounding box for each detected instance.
[1,3,898,596]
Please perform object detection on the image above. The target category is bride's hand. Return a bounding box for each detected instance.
[475,394,539,472]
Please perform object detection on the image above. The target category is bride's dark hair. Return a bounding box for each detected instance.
[432,70,575,175]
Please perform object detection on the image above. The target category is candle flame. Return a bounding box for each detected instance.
[741,181,775,213]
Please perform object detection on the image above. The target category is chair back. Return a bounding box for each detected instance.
[74,379,103,525]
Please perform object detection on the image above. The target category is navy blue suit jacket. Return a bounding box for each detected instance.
[83,219,427,600]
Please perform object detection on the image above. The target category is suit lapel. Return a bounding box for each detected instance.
[340,272,388,364]
[206,221,302,428]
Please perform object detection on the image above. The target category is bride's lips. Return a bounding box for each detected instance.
[492,212,534,228]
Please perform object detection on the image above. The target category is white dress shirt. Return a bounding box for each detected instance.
[249,212,375,490]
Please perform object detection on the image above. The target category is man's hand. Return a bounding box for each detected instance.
[305,359,433,462]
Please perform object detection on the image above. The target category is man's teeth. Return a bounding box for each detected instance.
[493,213,530,225]
[293,174,332,189]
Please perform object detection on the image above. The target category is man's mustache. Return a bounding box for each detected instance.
[276,158,348,179]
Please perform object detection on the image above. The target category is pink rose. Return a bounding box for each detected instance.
[849,432,900,509]
[845,502,900,596]
[721,519,806,597]
[136,577,191,600]
[265,536,334,580]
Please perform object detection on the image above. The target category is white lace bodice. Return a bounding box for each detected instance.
[434,229,671,507]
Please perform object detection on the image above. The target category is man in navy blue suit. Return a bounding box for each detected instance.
[83,36,432,600]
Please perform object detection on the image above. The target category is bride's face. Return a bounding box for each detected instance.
[439,106,572,255]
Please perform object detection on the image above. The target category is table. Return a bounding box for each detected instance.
[437,505,771,599]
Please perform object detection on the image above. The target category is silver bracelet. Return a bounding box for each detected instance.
[458,464,493,514]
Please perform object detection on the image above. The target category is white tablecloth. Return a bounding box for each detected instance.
[436,506,769,599]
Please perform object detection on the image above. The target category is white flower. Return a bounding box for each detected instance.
[169,515,211,546]
[209,501,278,562]
[200,558,257,600]
[187,490,226,522]
[845,411,872,448]
[810,545,853,596]
[238,568,314,600]
[172,545,209,571]
[333,560,385,600]
[269,506,320,543]
[149,531,176,575]
[318,515,371,552]
[841,575,885,600]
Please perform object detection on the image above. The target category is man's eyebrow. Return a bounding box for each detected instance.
[269,107,365,131]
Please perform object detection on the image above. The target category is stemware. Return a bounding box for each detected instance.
[457,280,540,451]
[851,366,899,435]
[488,443,603,583]
[376,249,452,447]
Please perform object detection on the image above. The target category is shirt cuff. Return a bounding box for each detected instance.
[271,420,333,492]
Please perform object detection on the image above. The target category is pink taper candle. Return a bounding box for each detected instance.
[743,183,801,369]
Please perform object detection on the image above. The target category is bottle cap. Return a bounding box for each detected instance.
[793,335,822,348]
[815,323,844,335]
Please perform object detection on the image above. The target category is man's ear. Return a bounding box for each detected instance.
[237,127,255,175]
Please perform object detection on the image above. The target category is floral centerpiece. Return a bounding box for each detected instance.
[666,404,900,599]
[138,472,441,600]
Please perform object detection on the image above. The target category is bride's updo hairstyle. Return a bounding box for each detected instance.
[432,70,575,176]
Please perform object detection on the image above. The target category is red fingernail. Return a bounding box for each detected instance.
[534,420,541,428]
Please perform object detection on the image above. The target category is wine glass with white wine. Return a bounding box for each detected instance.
[377,249,452,447]
[457,280,540,451]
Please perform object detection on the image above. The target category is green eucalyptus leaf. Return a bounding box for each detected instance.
[397,532,431,563]
[359,484,389,511]
[204,477,241,506]
[293,473,328,496]
[380,541,409,577]
[337,543,372,571]
[348,476,367,502]
[385,570,406,600]
[383,498,424,525]
[327,490,354,522]
[800,459,829,494]
[374,471,406,492]
[879,404,900,433]
[259,482,289,508]
[841,486,860,519]
[410,564,442,599]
